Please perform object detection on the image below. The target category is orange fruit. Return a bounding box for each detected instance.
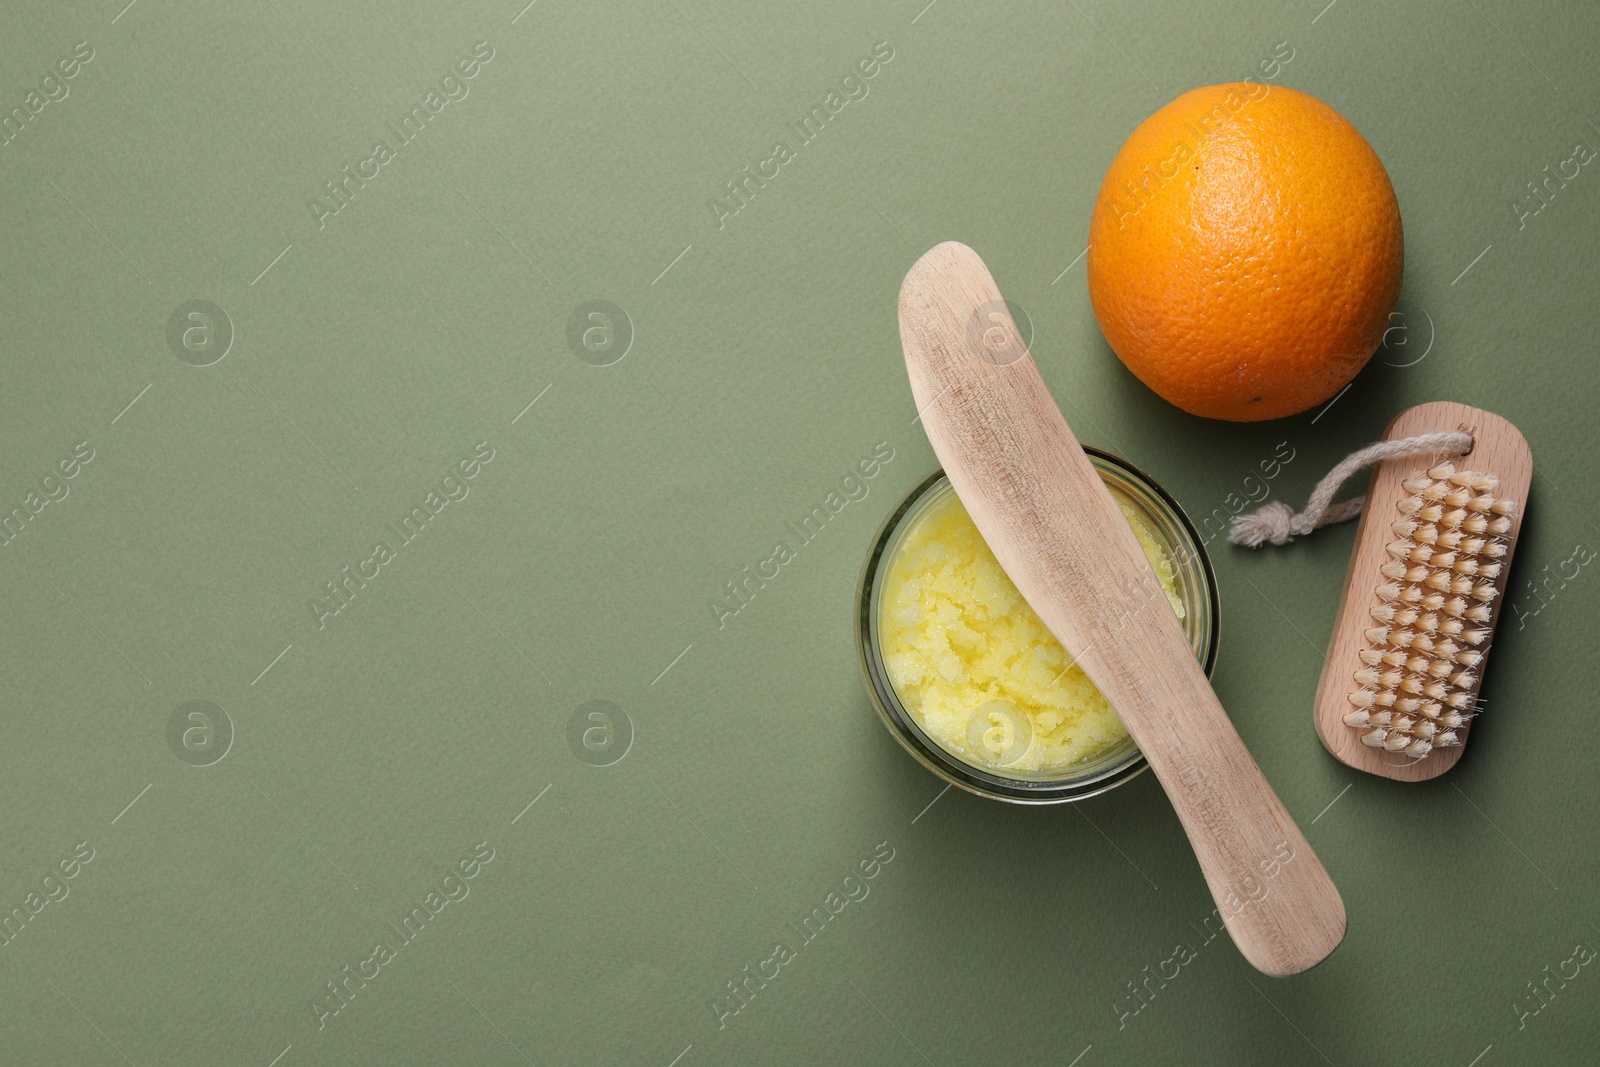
[1087,83,1403,422]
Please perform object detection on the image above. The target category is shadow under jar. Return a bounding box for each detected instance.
[856,449,1220,804]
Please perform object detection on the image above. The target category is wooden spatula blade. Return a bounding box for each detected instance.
[899,241,1344,977]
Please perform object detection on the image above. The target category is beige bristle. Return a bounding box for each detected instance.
[1384,628,1413,649]
[1387,541,1433,565]
[1343,463,1519,762]
[1355,667,1403,689]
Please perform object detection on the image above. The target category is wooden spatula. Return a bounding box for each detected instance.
[899,241,1345,977]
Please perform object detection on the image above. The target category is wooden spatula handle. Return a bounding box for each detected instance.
[899,242,1344,977]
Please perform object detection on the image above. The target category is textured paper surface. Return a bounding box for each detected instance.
[2,1,1597,1064]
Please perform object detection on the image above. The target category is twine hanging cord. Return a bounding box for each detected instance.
[1229,431,1475,548]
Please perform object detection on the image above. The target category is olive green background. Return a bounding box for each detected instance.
[3,1,1597,1064]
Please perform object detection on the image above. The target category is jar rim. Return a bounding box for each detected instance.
[854,448,1221,805]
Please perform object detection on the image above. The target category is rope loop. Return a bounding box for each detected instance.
[1229,431,1474,547]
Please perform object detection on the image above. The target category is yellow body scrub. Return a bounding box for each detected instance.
[880,492,1183,775]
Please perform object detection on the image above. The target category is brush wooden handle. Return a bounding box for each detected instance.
[1313,401,1532,780]
[899,242,1344,978]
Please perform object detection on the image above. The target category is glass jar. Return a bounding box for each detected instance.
[855,449,1220,804]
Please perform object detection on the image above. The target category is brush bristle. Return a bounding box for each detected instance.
[1346,463,1516,760]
